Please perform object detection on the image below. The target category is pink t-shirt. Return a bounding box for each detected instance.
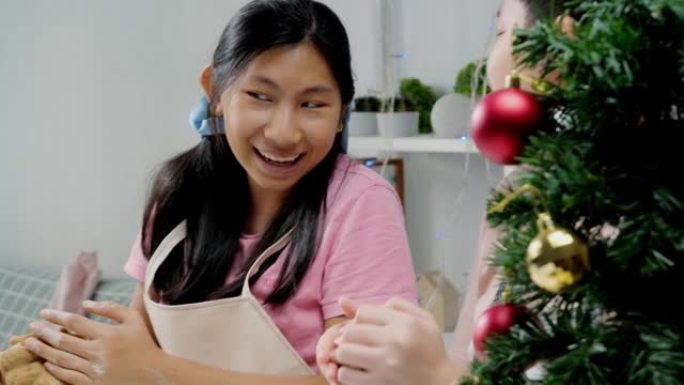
[124,154,418,371]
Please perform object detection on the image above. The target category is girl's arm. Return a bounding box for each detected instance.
[152,314,348,385]
[129,283,156,343]
[26,291,346,385]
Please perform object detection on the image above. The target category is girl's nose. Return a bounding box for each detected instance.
[263,105,303,147]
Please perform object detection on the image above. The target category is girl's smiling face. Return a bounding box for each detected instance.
[217,42,344,197]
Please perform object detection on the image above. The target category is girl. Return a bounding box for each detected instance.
[24,0,417,384]
[316,1,571,384]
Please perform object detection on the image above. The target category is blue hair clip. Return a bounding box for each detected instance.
[189,96,225,137]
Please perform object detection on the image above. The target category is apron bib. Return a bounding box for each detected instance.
[143,221,311,375]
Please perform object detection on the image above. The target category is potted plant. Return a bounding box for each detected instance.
[349,95,382,137]
[453,59,490,97]
[400,78,438,134]
[376,95,420,138]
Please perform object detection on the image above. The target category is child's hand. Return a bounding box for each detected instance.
[316,297,359,384]
[24,301,164,385]
[332,297,456,385]
[316,322,344,384]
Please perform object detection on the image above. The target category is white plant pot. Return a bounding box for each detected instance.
[348,112,378,137]
[430,93,472,138]
[377,111,419,138]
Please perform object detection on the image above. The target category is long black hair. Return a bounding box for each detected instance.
[142,0,354,305]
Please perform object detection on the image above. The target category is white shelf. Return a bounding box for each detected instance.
[348,135,480,156]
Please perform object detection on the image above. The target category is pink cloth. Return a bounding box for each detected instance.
[124,154,418,371]
[49,251,101,315]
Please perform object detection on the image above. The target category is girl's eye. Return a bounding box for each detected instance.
[246,91,271,102]
[302,102,326,109]
[496,30,505,37]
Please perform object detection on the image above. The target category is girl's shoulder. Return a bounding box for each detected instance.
[325,154,401,212]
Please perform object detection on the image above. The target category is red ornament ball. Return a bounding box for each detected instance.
[470,87,545,164]
[473,303,528,361]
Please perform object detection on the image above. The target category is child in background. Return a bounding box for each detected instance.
[316,1,570,384]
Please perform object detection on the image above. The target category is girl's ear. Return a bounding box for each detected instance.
[555,14,577,38]
[200,65,222,116]
[338,105,350,133]
[538,15,577,86]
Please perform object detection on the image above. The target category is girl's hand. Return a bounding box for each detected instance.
[25,301,164,385]
[317,298,359,385]
[315,322,345,385]
[332,297,457,385]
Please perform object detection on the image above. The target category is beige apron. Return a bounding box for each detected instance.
[143,220,312,375]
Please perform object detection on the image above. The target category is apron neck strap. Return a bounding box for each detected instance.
[144,220,188,296]
[144,220,295,299]
[241,228,294,296]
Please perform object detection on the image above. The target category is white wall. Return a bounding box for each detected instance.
[1,0,501,290]
[395,0,502,291]
[402,0,498,93]
[0,0,249,276]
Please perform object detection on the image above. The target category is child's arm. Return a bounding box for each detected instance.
[128,283,158,345]
[152,347,330,385]
[26,300,342,385]
[156,315,348,385]
[449,218,500,375]
[317,297,459,385]
[449,167,522,374]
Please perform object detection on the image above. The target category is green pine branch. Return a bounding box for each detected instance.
[467,1,684,383]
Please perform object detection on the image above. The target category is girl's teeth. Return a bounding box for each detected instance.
[259,150,300,163]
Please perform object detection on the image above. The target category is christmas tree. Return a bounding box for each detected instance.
[462,0,684,384]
